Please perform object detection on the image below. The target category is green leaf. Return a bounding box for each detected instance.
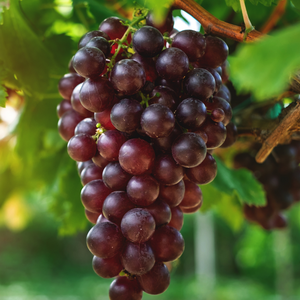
[210,157,266,206]
[225,0,278,11]
[225,0,241,11]
[46,151,88,235]
[229,23,300,100]
[201,185,244,231]
[0,0,61,96]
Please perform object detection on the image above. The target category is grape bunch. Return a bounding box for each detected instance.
[234,141,300,230]
[57,9,236,300]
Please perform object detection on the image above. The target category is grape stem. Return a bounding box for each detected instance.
[172,0,263,42]
[239,0,255,41]
[255,101,300,163]
[108,11,148,70]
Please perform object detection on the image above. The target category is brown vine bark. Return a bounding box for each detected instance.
[172,0,263,42]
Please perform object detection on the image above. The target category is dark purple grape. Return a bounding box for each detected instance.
[175,98,207,130]
[57,99,72,118]
[77,160,93,175]
[216,84,231,103]
[97,130,127,161]
[86,221,125,258]
[102,191,135,225]
[68,56,76,73]
[155,77,181,94]
[121,241,155,275]
[146,10,174,34]
[133,26,164,57]
[58,109,83,141]
[221,122,237,148]
[185,153,217,184]
[203,67,222,93]
[138,263,170,295]
[102,161,132,191]
[97,213,110,224]
[127,175,159,206]
[144,199,171,227]
[197,35,229,68]
[73,46,106,78]
[71,83,94,118]
[93,255,123,278]
[58,73,84,100]
[211,108,225,123]
[149,85,179,111]
[168,207,184,231]
[152,154,184,185]
[198,118,227,149]
[159,180,185,207]
[81,179,112,213]
[86,36,111,57]
[85,209,100,224]
[81,163,103,185]
[172,132,207,168]
[78,30,109,49]
[203,96,232,125]
[141,104,175,138]
[156,48,189,81]
[80,163,103,185]
[110,98,143,133]
[79,77,115,112]
[152,125,183,154]
[119,139,155,175]
[149,225,184,262]
[172,30,206,62]
[184,68,215,100]
[110,59,146,95]
[180,202,202,213]
[74,118,97,136]
[109,276,143,300]
[121,208,156,243]
[94,108,116,130]
[67,133,97,161]
[92,151,110,168]
[99,17,128,40]
[179,180,203,209]
[132,53,157,82]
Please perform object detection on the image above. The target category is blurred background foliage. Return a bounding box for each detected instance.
[0,0,300,299]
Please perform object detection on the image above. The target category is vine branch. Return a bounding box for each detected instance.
[172,0,263,42]
[255,101,300,163]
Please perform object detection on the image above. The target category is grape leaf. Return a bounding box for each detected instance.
[291,0,300,8]
[225,0,279,11]
[46,151,88,236]
[229,23,300,100]
[210,157,266,206]
[0,0,61,96]
[201,185,244,231]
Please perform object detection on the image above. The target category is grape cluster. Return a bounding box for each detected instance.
[57,10,236,300]
[234,142,300,230]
